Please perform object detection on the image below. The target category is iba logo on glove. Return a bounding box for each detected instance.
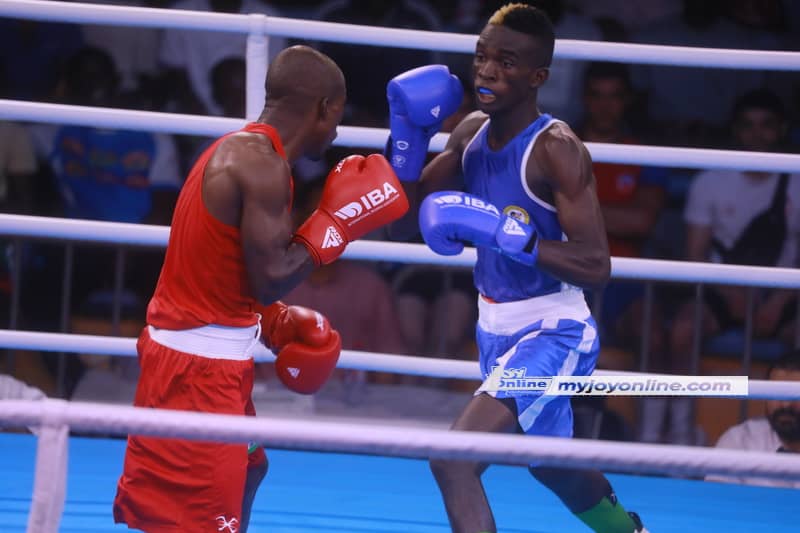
[333,182,401,222]
[433,194,501,216]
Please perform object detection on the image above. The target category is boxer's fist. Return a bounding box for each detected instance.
[419,191,539,265]
[293,154,409,265]
[386,65,463,181]
[260,303,341,394]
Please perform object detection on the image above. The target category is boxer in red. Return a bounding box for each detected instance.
[113,45,408,533]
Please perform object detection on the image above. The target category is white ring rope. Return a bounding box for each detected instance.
[2,99,800,173]
[2,213,800,288]
[2,0,800,70]
[1,329,798,400]
[1,399,800,481]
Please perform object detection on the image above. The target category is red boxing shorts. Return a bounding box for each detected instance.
[113,326,266,533]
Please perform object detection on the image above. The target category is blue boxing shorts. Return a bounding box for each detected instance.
[475,289,599,438]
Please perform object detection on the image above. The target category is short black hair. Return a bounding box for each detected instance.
[583,62,632,91]
[731,88,786,122]
[488,3,555,67]
[769,349,800,377]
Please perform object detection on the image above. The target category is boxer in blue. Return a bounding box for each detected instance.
[387,4,647,533]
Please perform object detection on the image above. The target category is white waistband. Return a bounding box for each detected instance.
[148,319,262,361]
[478,289,590,336]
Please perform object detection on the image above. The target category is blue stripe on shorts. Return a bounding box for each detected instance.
[476,316,600,438]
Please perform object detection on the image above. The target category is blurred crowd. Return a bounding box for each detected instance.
[1,0,800,466]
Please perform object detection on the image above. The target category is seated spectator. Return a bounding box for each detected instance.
[48,47,182,398]
[630,0,780,147]
[51,47,181,225]
[210,56,246,119]
[0,60,37,215]
[576,62,669,442]
[311,0,444,127]
[532,0,603,127]
[705,350,800,488]
[79,0,168,95]
[0,120,37,215]
[158,0,286,116]
[666,89,800,444]
[0,58,38,215]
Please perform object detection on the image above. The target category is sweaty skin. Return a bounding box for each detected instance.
[202,45,346,304]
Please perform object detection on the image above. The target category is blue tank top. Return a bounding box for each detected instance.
[462,113,575,302]
[51,126,157,223]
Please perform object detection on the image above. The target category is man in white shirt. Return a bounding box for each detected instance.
[652,89,800,445]
[706,351,800,489]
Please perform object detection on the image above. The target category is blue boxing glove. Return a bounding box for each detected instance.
[419,191,539,265]
[386,65,463,181]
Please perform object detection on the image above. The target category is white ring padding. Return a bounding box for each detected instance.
[2,0,800,70]
[26,424,68,533]
[3,99,800,173]
[2,214,800,288]
[1,329,798,400]
[3,399,800,481]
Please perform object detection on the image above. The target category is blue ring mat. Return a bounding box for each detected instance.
[0,432,796,532]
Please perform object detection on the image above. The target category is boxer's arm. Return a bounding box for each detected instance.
[227,141,315,304]
[532,124,611,290]
[388,112,486,241]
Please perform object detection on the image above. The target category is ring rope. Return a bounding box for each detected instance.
[6,399,800,533]
[1,329,797,400]
[2,214,800,288]
[2,0,800,70]
[2,399,800,481]
[2,100,800,173]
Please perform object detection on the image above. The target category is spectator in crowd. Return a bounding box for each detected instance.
[311,0,444,127]
[158,0,286,116]
[49,47,182,397]
[576,62,670,441]
[529,0,604,127]
[79,0,170,96]
[210,56,247,119]
[630,0,781,147]
[0,60,38,214]
[706,350,800,488]
[51,47,181,227]
[666,88,800,444]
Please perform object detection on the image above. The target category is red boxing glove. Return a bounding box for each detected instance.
[259,303,341,395]
[293,154,409,265]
